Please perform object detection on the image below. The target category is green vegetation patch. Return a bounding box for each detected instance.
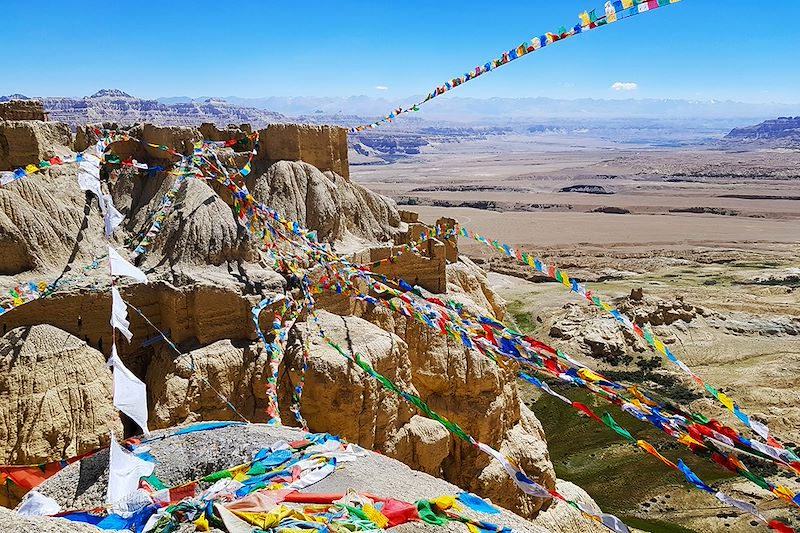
[522,379,735,532]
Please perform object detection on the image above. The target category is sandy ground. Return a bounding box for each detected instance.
[408,207,800,248]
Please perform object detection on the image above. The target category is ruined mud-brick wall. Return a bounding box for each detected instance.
[398,210,458,260]
[0,100,47,121]
[75,122,350,179]
[258,123,349,179]
[351,238,448,294]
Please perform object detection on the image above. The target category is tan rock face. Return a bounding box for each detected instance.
[360,303,555,518]
[446,257,506,321]
[0,100,48,122]
[257,123,349,178]
[146,339,264,428]
[0,120,73,170]
[0,125,578,522]
[0,169,89,275]
[246,160,402,243]
[0,325,120,465]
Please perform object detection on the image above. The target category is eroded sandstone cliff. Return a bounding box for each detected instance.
[0,119,602,529]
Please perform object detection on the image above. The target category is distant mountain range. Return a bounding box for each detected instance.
[157,94,799,123]
[724,116,800,147]
[1,89,286,129]
[2,89,798,153]
[2,89,796,127]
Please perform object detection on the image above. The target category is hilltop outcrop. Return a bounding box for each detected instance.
[0,325,120,465]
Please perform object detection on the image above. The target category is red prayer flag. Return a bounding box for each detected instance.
[572,402,604,424]
[768,521,796,533]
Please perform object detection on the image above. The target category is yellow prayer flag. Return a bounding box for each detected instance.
[431,495,456,511]
[622,0,633,7]
[629,387,658,407]
[578,368,605,383]
[678,434,706,448]
[773,485,796,502]
[579,11,591,26]
[363,503,390,528]
[194,514,210,531]
[24,164,39,174]
[637,440,677,470]
[716,391,735,412]
[653,338,666,354]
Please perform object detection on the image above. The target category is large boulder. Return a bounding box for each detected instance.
[0,325,120,465]
[246,160,403,243]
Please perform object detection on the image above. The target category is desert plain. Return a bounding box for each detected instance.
[352,133,800,533]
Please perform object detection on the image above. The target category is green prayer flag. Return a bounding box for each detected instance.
[416,501,449,526]
[202,469,233,482]
[602,412,635,441]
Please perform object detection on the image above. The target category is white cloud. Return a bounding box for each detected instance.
[611,82,638,92]
[374,85,389,91]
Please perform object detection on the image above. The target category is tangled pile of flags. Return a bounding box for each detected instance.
[18,426,520,533]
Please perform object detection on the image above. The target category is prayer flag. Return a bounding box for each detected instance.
[108,246,148,283]
[110,287,133,342]
[106,433,154,504]
[108,345,149,435]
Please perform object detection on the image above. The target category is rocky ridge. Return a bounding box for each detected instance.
[1,424,606,533]
[724,116,800,147]
[4,91,287,130]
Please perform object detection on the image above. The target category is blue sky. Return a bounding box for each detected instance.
[2,1,798,104]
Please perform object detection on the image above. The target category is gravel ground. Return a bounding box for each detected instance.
[8,423,548,532]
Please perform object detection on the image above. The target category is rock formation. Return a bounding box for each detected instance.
[0,100,48,121]
[0,119,605,529]
[0,120,73,169]
[724,116,800,147]
[0,325,120,464]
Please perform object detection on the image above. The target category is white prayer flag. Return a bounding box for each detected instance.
[104,195,125,237]
[110,287,133,342]
[108,345,149,435]
[714,491,767,524]
[16,490,60,517]
[78,154,106,213]
[750,419,770,441]
[476,442,552,499]
[106,432,155,504]
[108,246,148,283]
